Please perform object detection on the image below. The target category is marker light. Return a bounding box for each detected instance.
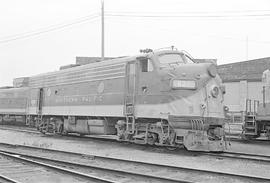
[171,80,196,89]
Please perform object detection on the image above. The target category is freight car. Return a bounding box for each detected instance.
[244,70,270,139]
[0,48,227,151]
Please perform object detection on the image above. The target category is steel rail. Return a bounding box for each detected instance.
[2,126,269,163]
[1,125,270,163]
[0,143,270,182]
[0,174,21,183]
[0,150,191,183]
[0,126,40,134]
[204,151,270,163]
[0,151,117,183]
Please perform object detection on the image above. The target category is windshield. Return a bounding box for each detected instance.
[183,55,194,64]
[158,53,193,68]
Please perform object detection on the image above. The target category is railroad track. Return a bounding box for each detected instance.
[204,151,270,163]
[0,174,20,183]
[0,148,191,183]
[0,151,106,183]
[0,143,269,183]
[2,125,270,163]
[1,125,270,163]
[0,125,39,134]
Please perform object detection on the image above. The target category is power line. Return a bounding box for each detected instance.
[0,13,99,40]
[108,18,270,44]
[106,9,270,15]
[105,13,270,18]
[0,14,100,44]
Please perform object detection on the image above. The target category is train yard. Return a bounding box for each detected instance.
[0,125,269,183]
[1,0,270,182]
[0,48,270,182]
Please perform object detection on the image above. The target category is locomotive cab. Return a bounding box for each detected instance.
[155,50,226,151]
[118,48,227,151]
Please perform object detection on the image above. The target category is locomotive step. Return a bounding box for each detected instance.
[244,126,256,129]
[244,131,256,134]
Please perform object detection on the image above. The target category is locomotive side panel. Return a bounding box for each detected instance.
[41,78,125,117]
[0,87,29,125]
[0,88,29,114]
[28,60,127,117]
[28,88,39,115]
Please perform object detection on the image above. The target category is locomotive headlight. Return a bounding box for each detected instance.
[211,86,219,98]
[171,79,196,89]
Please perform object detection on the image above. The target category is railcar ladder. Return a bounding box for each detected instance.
[25,99,31,126]
[244,115,257,135]
[126,115,135,134]
[244,99,259,136]
[124,62,137,134]
[125,101,135,134]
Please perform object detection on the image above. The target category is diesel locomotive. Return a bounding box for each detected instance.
[0,48,227,151]
[244,69,270,139]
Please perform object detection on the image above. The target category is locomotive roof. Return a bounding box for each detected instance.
[0,86,29,93]
[30,53,143,78]
[28,49,184,88]
[30,49,185,78]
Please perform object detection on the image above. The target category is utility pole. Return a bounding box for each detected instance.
[246,36,248,61]
[101,0,104,60]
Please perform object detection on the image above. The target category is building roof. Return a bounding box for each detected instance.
[217,57,270,82]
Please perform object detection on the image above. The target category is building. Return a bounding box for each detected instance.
[218,57,270,122]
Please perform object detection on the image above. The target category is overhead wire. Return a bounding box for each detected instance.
[105,13,270,18]
[106,16,270,44]
[1,9,270,44]
[0,13,100,44]
[106,9,270,15]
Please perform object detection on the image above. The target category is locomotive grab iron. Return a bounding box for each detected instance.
[0,48,228,151]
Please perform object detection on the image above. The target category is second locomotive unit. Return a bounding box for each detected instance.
[244,69,270,139]
[0,48,227,151]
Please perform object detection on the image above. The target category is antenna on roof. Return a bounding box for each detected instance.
[139,48,153,53]
[154,46,177,52]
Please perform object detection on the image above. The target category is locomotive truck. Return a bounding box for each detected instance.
[0,48,227,151]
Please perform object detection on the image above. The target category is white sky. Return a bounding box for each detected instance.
[0,0,270,86]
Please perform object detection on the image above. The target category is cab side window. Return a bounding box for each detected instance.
[140,59,154,72]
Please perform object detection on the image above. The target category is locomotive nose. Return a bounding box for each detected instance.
[169,63,217,84]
